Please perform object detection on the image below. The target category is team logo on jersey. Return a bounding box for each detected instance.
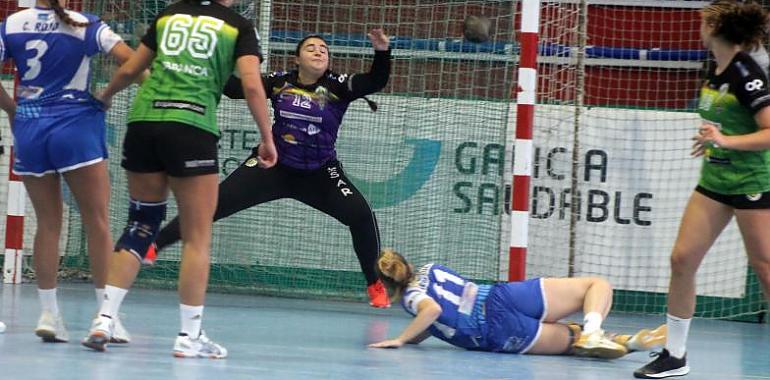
[745,79,764,92]
[245,158,259,167]
[746,193,763,202]
[307,124,321,135]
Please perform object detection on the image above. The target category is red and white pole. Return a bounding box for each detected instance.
[509,0,540,282]
[3,147,25,284]
[3,1,31,284]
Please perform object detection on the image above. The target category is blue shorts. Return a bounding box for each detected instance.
[483,278,546,354]
[13,105,107,176]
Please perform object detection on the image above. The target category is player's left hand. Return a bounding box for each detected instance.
[692,123,728,156]
[368,29,390,51]
[368,339,404,349]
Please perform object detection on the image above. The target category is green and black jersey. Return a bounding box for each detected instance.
[128,0,262,136]
[698,51,770,195]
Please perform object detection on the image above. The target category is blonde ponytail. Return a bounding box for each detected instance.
[376,249,413,299]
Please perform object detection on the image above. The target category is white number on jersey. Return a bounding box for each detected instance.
[159,14,224,59]
[292,94,312,109]
[21,40,47,81]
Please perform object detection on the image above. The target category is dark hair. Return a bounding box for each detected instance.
[294,34,379,112]
[295,34,330,57]
[50,0,91,28]
[703,0,770,49]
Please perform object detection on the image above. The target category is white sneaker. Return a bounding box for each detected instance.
[572,329,628,359]
[35,311,69,343]
[111,315,131,344]
[626,324,666,352]
[173,331,228,359]
[81,315,113,352]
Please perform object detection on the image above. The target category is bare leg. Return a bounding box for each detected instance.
[22,174,63,290]
[168,174,218,307]
[525,323,571,355]
[667,192,732,319]
[541,277,613,322]
[106,172,169,289]
[735,209,770,303]
[62,161,112,288]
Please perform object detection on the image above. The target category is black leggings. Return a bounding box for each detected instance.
[154,151,381,285]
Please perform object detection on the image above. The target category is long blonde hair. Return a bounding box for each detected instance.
[375,249,413,299]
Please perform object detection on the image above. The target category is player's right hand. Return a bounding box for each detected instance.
[95,92,112,111]
[368,338,404,349]
[257,140,278,168]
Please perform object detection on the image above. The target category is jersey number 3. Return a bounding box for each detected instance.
[160,14,224,59]
[21,40,48,81]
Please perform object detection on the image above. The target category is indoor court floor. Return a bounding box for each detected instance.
[1,283,768,380]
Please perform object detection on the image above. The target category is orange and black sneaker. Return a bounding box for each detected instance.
[367,280,391,308]
[142,243,158,266]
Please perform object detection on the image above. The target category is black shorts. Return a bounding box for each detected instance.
[121,121,219,177]
[695,185,770,209]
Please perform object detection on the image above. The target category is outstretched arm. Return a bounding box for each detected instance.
[406,330,432,345]
[97,44,155,109]
[347,29,391,98]
[368,298,441,349]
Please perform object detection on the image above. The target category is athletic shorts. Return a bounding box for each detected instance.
[695,185,770,209]
[121,121,219,177]
[483,278,547,354]
[12,105,107,176]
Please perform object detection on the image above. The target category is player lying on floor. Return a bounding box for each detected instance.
[368,249,665,358]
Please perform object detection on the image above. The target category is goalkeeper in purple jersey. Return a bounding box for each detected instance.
[147,29,393,308]
[636,2,770,378]
[0,0,135,344]
[369,249,665,358]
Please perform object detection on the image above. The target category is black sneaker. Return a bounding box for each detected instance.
[634,349,690,379]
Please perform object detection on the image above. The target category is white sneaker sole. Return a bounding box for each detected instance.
[636,365,690,379]
[35,328,68,343]
[173,350,227,359]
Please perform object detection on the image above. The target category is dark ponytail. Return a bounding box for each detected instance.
[50,0,91,28]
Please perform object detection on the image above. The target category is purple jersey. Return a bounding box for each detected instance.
[265,70,352,169]
[223,49,390,170]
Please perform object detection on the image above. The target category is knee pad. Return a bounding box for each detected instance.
[115,199,167,263]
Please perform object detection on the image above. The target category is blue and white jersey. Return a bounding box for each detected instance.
[0,7,121,115]
[401,263,485,349]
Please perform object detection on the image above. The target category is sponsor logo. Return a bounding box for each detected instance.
[746,193,763,202]
[244,158,259,167]
[745,79,764,92]
[184,159,216,168]
[327,166,353,197]
[307,123,321,135]
[153,100,206,115]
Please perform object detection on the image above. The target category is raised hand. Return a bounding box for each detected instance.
[367,28,390,51]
